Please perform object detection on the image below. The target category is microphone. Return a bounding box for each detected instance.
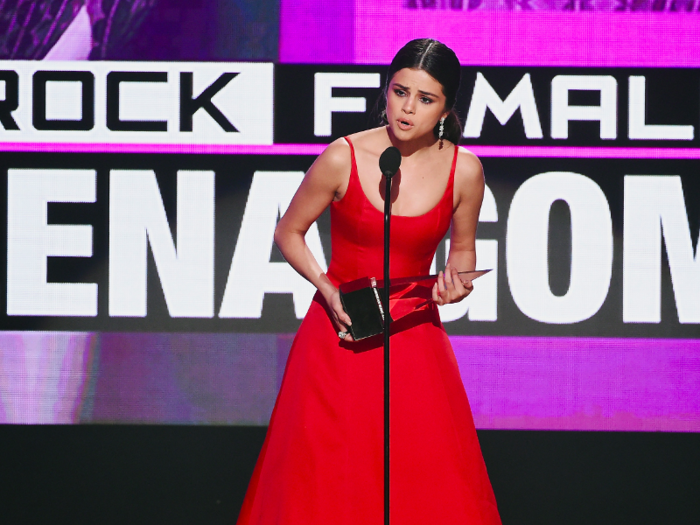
[379,146,402,179]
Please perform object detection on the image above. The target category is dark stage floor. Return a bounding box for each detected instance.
[1,426,699,524]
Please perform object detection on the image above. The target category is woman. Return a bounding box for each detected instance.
[237,39,501,525]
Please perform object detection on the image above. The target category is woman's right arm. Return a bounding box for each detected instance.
[274,139,353,332]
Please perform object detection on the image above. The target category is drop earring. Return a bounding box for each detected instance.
[438,116,445,149]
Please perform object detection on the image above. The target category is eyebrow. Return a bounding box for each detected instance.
[393,83,439,98]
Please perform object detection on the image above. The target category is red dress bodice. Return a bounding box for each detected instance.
[326,136,457,286]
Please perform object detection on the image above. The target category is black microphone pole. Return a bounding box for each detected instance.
[379,146,401,525]
[383,166,392,525]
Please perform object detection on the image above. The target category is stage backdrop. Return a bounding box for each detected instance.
[0,0,698,431]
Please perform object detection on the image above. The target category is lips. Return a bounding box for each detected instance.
[397,118,414,131]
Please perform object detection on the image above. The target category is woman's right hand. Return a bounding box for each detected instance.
[324,289,355,342]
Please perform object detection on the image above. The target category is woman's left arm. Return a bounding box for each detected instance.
[432,148,485,306]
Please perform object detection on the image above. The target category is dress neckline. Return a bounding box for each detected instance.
[343,136,457,219]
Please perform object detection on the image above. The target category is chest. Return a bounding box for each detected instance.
[352,155,453,218]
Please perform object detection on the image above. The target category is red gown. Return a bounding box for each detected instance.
[236,138,501,525]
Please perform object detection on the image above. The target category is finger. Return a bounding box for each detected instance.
[329,310,348,334]
[449,267,462,290]
[432,282,442,304]
[336,326,353,342]
[437,271,446,295]
[462,279,474,295]
[336,309,352,327]
[331,315,344,333]
[444,267,454,288]
[332,310,354,340]
[331,295,352,326]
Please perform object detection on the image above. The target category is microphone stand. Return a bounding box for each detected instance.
[378,144,399,525]
[382,170,392,525]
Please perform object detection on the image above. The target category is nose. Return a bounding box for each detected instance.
[402,95,415,114]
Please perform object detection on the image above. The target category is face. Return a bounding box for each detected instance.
[385,67,449,143]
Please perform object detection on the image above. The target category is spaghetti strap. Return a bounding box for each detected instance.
[344,136,358,177]
[449,144,459,179]
[446,144,458,206]
[337,136,363,207]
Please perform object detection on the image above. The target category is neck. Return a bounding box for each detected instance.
[385,126,440,158]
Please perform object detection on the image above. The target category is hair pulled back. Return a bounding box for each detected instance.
[381,38,462,144]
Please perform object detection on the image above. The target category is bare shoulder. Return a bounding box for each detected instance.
[304,137,351,186]
[345,127,390,157]
[452,146,484,210]
[314,137,351,172]
[454,146,484,187]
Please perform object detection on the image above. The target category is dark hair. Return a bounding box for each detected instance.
[379,38,462,144]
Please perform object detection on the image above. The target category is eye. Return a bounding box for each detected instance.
[393,88,406,97]
[420,96,433,105]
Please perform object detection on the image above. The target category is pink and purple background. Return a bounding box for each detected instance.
[1,332,698,431]
[280,1,700,68]
[1,2,698,431]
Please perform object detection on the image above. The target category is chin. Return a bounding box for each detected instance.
[389,125,416,141]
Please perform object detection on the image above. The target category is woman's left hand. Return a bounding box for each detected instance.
[432,264,474,306]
